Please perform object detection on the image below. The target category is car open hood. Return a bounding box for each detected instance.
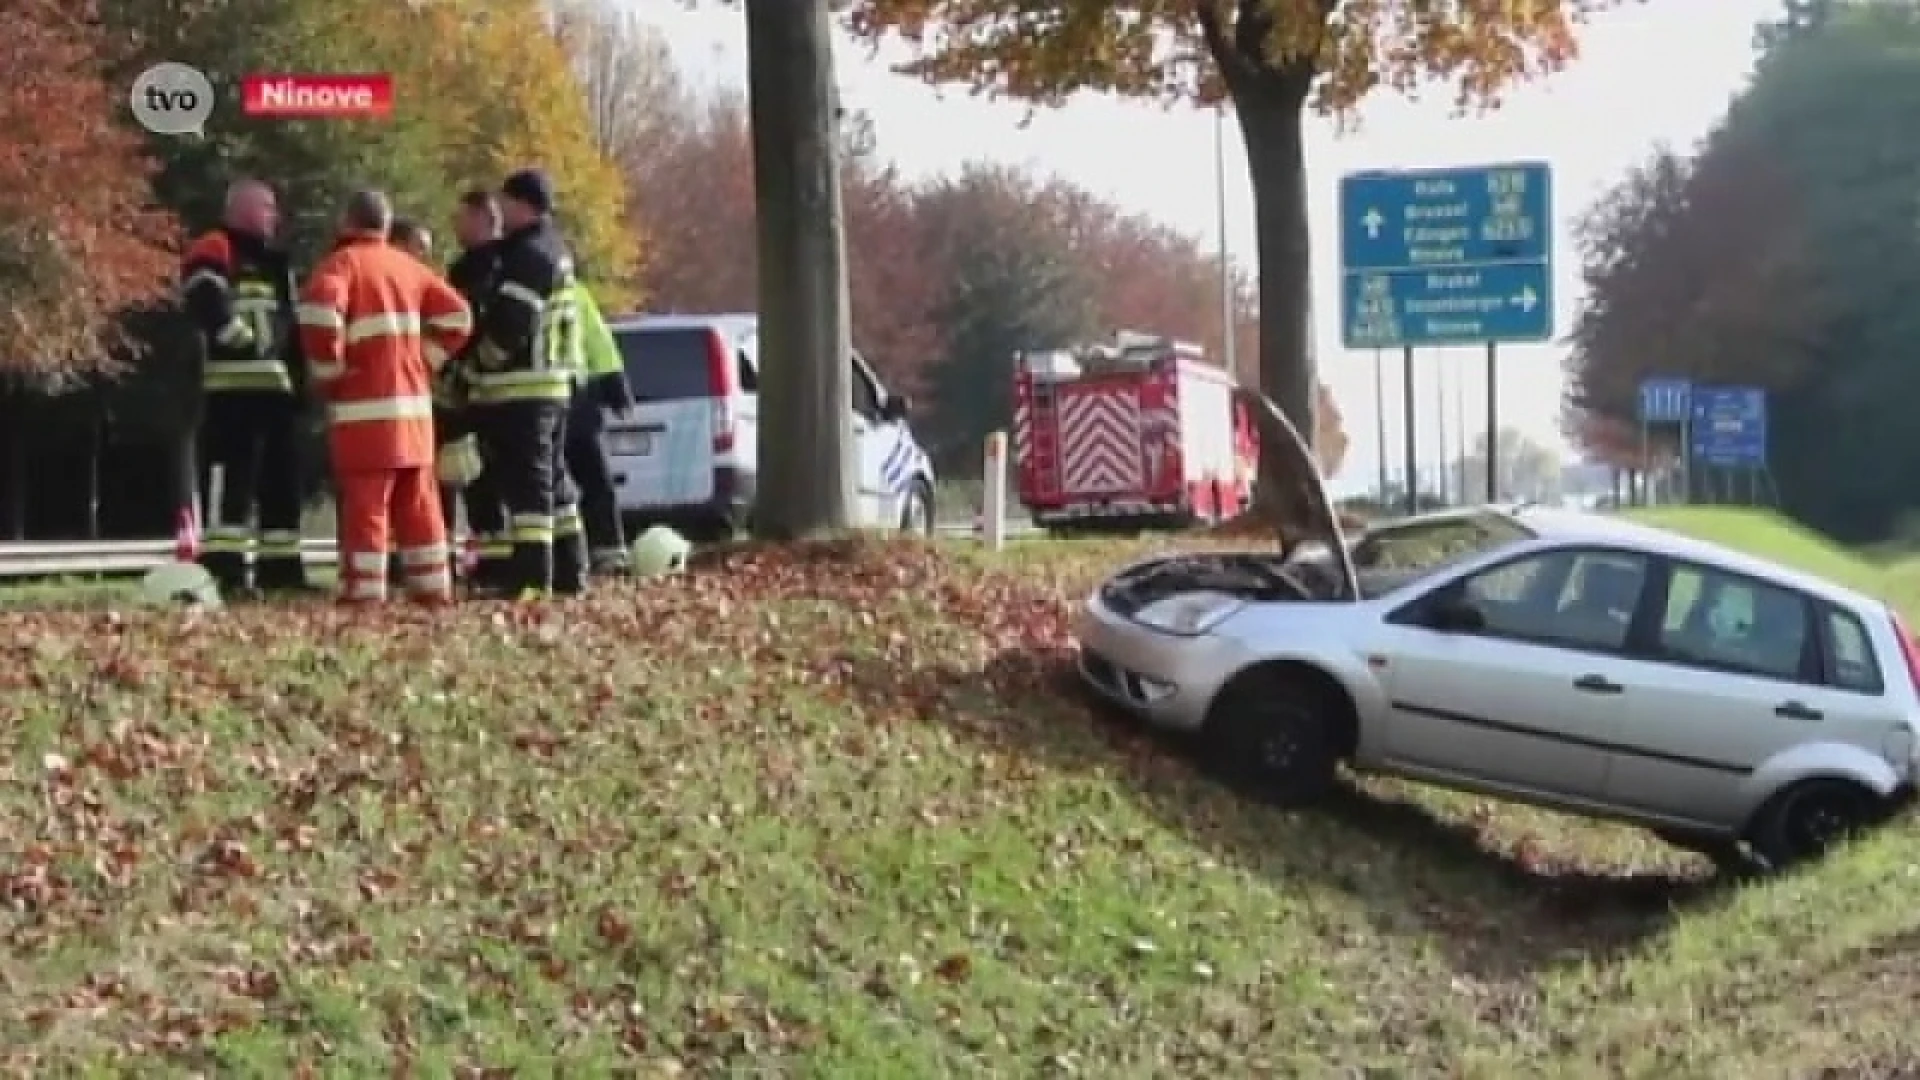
[1239,389,1358,601]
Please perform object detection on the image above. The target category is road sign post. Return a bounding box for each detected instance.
[1340,162,1552,507]
[1637,377,1691,506]
[1686,386,1770,506]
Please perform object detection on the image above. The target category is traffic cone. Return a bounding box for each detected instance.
[173,506,200,563]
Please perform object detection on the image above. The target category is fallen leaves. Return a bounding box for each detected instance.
[0,532,1722,1073]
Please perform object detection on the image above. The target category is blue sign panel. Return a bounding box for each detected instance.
[1340,162,1553,349]
[1638,378,1691,424]
[1688,386,1767,466]
[1339,263,1549,349]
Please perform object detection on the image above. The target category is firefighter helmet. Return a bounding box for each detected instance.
[629,525,690,577]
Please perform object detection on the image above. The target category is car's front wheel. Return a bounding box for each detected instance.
[1744,778,1883,870]
[899,480,935,536]
[1203,666,1345,806]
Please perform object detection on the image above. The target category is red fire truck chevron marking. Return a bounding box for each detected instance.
[1059,391,1141,494]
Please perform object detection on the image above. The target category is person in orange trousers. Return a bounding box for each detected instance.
[296,190,473,604]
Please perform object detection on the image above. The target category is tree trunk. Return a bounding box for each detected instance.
[1221,73,1316,525]
[745,0,856,540]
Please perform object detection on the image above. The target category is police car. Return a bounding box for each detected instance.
[601,313,937,539]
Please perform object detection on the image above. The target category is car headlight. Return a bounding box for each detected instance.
[1132,590,1244,636]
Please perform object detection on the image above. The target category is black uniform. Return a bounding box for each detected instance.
[464,216,587,594]
[441,240,507,582]
[179,227,310,592]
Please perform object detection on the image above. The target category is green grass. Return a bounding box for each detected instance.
[1,512,1917,1074]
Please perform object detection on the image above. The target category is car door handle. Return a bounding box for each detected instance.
[1572,674,1622,694]
[1774,700,1823,721]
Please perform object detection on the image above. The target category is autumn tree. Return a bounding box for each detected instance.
[915,165,1099,468]
[1568,0,1920,539]
[846,0,1612,516]
[0,0,174,382]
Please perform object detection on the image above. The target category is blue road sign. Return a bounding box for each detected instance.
[1638,378,1691,424]
[1688,386,1767,466]
[1340,162,1553,349]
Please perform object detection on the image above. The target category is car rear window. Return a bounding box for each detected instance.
[1824,605,1884,693]
[616,328,718,402]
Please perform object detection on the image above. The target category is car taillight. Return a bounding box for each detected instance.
[706,329,735,452]
[1890,609,1920,693]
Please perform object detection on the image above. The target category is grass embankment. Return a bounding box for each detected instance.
[0,510,1916,1075]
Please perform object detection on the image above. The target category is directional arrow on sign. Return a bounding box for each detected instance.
[1361,208,1383,239]
[1512,287,1538,312]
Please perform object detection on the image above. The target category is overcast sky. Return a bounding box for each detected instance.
[629,2,1778,492]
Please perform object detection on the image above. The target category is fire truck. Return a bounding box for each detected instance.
[1012,331,1258,531]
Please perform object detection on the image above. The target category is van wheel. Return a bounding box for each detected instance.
[1744,778,1882,871]
[1203,665,1344,806]
[899,481,935,536]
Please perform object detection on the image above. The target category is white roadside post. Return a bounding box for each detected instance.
[981,431,1007,551]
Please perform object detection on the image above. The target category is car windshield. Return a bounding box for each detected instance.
[1346,511,1536,593]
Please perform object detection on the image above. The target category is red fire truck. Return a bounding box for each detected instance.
[1012,331,1258,531]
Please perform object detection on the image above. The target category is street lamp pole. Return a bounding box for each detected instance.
[1214,104,1236,382]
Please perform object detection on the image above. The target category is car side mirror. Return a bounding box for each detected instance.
[1425,594,1486,633]
[880,395,910,422]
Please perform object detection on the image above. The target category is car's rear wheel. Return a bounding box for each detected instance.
[1744,778,1883,871]
[1203,665,1346,806]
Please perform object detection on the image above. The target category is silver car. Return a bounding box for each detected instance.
[1075,408,1920,869]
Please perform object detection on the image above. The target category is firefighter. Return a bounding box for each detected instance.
[446,190,510,587]
[464,169,587,596]
[567,285,634,574]
[390,217,432,261]
[384,216,441,588]
[178,178,311,593]
[296,189,473,604]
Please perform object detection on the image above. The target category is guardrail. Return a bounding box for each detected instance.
[0,520,1028,581]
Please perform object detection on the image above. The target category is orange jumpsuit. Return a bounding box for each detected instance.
[296,229,473,603]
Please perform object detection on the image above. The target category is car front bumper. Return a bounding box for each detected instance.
[1073,593,1257,732]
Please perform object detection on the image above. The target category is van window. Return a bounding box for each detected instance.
[616,328,721,402]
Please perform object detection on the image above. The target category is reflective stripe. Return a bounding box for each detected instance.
[468,369,572,403]
[205,370,291,393]
[399,544,448,566]
[204,358,283,375]
[404,569,453,596]
[426,310,472,333]
[510,513,553,544]
[348,552,387,572]
[260,529,301,544]
[330,395,434,425]
[554,506,583,537]
[234,281,275,296]
[214,319,254,347]
[346,311,422,344]
[258,531,302,555]
[183,268,228,294]
[309,361,346,381]
[498,282,545,310]
[479,542,513,558]
[297,303,343,330]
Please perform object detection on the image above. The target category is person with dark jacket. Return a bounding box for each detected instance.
[440,191,510,587]
[567,286,635,572]
[178,178,312,594]
[462,170,588,595]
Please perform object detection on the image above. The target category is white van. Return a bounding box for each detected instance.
[602,313,938,540]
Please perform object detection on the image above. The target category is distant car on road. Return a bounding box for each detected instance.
[1074,409,1920,870]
